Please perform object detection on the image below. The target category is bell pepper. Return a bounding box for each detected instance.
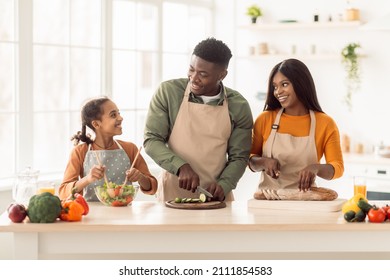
[60,200,84,222]
[74,193,89,215]
[71,187,89,215]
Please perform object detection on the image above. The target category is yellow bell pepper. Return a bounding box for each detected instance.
[342,193,368,214]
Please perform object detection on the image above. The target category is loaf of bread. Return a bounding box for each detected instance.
[253,187,338,201]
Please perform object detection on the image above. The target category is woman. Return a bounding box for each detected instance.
[249,59,344,194]
[59,96,157,201]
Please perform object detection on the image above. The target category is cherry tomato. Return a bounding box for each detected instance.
[367,206,386,223]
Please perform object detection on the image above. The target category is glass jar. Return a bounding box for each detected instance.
[13,167,40,206]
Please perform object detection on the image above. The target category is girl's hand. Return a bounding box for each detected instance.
[298,165,318,191]
[263,158,281,179]
[125,168,143,183]
[87,164,106,183]
[125,168,151,191]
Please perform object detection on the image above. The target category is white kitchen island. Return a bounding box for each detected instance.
[1,201,390,260]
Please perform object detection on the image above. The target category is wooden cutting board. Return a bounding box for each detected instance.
[247,198,347,212]
[165,200,226,210]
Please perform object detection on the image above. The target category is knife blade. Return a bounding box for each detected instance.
[197,186,213,198]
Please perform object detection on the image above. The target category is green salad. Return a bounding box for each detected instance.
[95,182,138,206]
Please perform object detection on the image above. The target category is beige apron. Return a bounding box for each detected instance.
[259,108,318,190]
[157,83,233,201]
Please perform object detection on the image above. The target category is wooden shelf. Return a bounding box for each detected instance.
[240,20,362,31]
[238,54,342,61]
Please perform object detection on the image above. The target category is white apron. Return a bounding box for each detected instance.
[83,140,131,201]
[157,83,233,201]
[259,109,318,190]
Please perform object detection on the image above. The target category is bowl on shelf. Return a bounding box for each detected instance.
[378,149,390,158]
[94,183,139,207]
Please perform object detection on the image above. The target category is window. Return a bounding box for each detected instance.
[0,0,213,188]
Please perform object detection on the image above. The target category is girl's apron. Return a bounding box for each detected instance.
[259,109,318,190]
[83,140,131,201]
[157,83,233,201]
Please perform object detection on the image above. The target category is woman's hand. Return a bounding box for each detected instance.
[298,164,318,191]
[263,158,281,179]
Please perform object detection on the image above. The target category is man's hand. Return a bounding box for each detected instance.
[205,183,225,201]
[177,164,199,191]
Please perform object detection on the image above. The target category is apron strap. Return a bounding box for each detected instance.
[263,108,284,158]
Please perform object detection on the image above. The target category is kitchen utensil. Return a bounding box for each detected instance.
[165,200,226,210]
[197,186,213,198]
[93,151,109,187]
[122,146,142,187]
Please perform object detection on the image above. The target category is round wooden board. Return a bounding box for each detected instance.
[165,200,226,210]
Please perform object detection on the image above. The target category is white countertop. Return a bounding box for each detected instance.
[2,201,390,259]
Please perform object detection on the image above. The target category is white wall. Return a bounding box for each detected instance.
[2,0,390,259]
[216,0,390,152]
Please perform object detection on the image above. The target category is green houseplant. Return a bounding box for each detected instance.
[246,4,262,24]
[341,42,362,110]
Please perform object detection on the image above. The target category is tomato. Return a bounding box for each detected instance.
[367,206,386,223]
[111,200,125,207]
[114,186,123,197]
[381,204,390,221]
[387,209,390,221]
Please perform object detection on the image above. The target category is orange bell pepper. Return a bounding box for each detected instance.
[60,200,84,222]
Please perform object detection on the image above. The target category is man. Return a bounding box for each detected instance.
[144,37,253,201]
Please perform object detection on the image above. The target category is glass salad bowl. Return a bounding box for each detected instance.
[94,182,139,207]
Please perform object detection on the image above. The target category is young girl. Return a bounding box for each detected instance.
[59,96,158,201]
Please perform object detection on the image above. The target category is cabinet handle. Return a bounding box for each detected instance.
[377,170,387,175]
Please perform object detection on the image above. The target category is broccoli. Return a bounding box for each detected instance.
[27,192,62,223]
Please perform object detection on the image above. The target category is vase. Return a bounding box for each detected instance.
[251,17,257,24]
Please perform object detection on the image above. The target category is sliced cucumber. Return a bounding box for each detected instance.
[199,193,207,203]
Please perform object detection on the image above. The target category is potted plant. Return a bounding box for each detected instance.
[246,4,262,24]
[341,42,362,110]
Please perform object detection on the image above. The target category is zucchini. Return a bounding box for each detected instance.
[351,209,366,222]
[344,210,356,222]
[357,199,373,214]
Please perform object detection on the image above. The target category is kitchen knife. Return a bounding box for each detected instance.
[197,186,213,198]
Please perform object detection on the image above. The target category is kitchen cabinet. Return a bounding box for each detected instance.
[2,201,390,260]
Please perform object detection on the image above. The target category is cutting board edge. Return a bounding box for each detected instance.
[247,198,347,212]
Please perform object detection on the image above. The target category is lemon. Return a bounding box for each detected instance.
[349,193,367,204]
[342,200,361,214]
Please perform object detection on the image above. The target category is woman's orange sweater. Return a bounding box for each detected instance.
[250,110,344,179]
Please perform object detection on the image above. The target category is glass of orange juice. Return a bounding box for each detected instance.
[353,176,367,198]
[37,186,55,195]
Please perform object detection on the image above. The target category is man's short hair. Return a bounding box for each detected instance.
[192,37,232,68]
